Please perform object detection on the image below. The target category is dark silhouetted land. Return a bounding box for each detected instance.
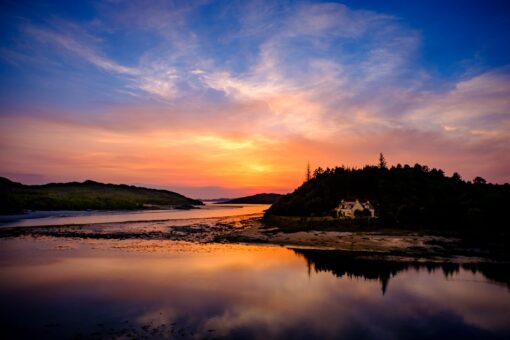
[266,163,510,232]
[219,193,282,204]
[0,177,203,214]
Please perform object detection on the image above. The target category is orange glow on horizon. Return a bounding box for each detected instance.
[1,108,508,198]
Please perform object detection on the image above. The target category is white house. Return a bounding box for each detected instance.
[336,199,375,218]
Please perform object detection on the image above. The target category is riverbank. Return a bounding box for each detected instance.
[216,218,510,263]
[1,212,508,264]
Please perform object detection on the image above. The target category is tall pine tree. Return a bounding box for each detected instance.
[379,153,387,169]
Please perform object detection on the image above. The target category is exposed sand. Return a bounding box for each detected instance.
[1,213,507,263]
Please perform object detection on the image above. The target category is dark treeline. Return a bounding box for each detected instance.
[266,160,510,231]
[0,177,203,214]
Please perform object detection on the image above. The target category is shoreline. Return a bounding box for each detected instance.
[216,224,510,264]
[0,212,508,264]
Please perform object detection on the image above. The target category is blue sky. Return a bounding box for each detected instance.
[0,0,509,197]
[343,0,510,72]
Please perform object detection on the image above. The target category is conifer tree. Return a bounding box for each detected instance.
[306,161,311,181]
[379,153,387,169]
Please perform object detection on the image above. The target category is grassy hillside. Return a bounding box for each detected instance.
[0,177,203,214]
[265,164,510,231]
[220,193,282,204]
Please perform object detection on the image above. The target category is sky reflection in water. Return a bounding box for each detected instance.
[0,203,269,228]
[0,238,509,339]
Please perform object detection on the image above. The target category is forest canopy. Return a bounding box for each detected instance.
[266,161,509,230]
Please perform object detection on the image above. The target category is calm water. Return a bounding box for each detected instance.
[0,203,269,227]
[1,237,509,339]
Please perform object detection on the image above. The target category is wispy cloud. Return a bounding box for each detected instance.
[22,23,138,75]
[1,0,509,194]
[406,69,510,136]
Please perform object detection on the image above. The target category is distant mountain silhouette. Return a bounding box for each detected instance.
[0,177,203,214]
[220,193,282,204]
[199,198,232,203]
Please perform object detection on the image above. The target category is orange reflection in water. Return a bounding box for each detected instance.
[0,237,510,339]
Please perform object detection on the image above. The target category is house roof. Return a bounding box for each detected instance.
[338,199,373,210]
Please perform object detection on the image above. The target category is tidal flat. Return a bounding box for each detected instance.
[1,205,510,339]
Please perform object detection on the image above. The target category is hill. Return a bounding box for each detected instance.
[0,177,203,214]
[265,164,510,231]
[220,193,283,204]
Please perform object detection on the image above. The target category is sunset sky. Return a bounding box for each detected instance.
[1,0,509,198]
